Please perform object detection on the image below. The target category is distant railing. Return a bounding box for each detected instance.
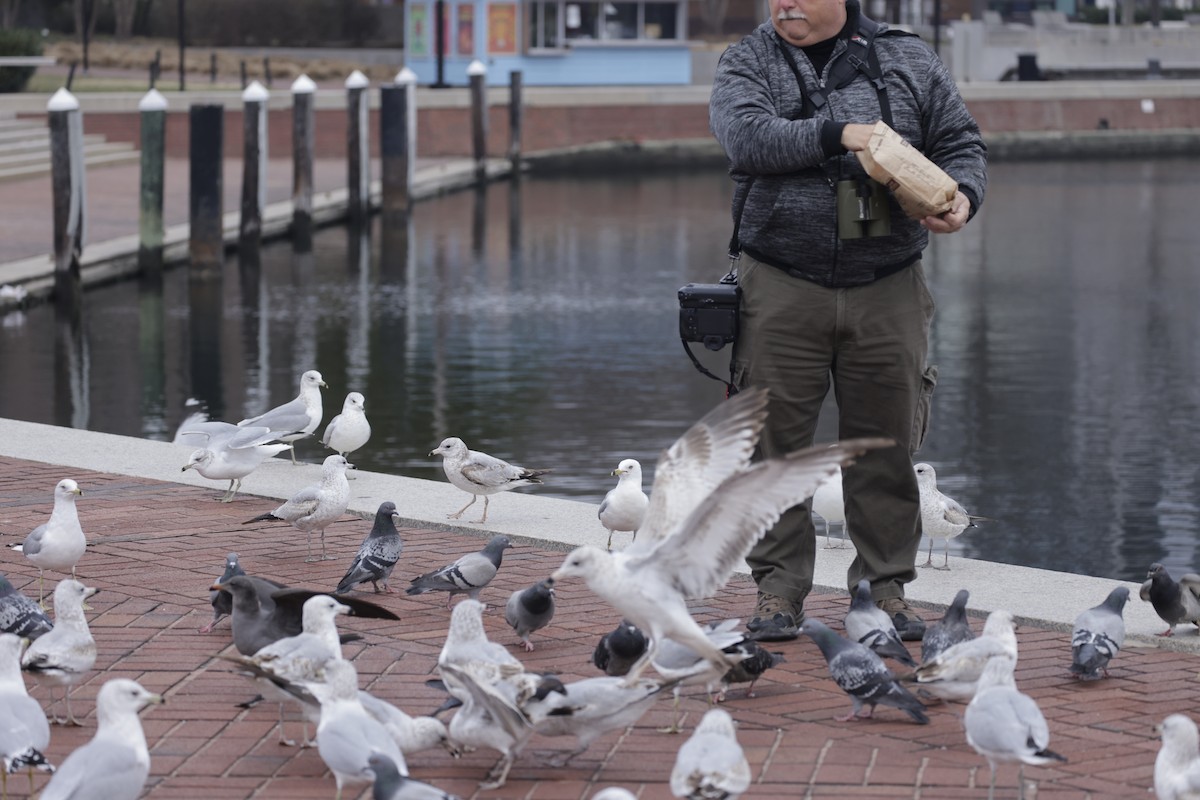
[0,56,57,67]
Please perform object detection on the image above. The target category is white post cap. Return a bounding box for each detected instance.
[47,87,80,112]
[291,74,317,94]
[242,80,269,102]
[345,69,370,89]
[394,66,417,85]
[138,88,169,111]
[466,59,487,77]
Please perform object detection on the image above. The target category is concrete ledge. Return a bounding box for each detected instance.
[0,415,1187,652]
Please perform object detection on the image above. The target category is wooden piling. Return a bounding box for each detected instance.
[188,103,224,272]
[48,88,85,313]
[137,88,168,275]
[381,72,416,215]
[467,60,488,183]
[239,81,269,252]
[345,70,371,223]
[508,70,522,169]
[291,74,316,251]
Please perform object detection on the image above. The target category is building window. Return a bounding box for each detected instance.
[528,0,682,45]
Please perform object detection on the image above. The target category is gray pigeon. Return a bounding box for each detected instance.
[0,572,53,640]
[1070,586,1129,681]
[213,574,398,656]
[406,535,513,607]
[1140,563,1200,637]
[799,619,928,724]
[844,580,916,667]
[365,751,462,800]
[592,620,648,677]
[504,580,555,652]
[336,502,404,594]
[720,639,785,700]
[201,552,250,634]
[920,588,975,664]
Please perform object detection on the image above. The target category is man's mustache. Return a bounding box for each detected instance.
[777,10,808,19]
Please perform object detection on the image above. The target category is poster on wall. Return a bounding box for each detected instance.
[488,3,518,54]
[457,5,475,56]
[408,4,429,58]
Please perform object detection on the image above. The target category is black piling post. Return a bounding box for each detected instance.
[468,60,488,183]
[188,104,224,272]
[380,77,415,215]
[291,74,316,251]
[508,70,522,169]
[138,88,168,275]
[346,69,371,223]
[240,81,269,252]
[48,88,85,313]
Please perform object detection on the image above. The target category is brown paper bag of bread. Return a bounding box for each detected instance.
[855,120,958,219]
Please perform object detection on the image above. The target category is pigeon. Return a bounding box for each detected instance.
[1069,586,1129,681]
[10,479,86,607]
[429,437,550,524]
[364,751,462,800]
[243,454,354,562]
[963,655,1066,800]
[720,639,785,700]
[406,535,513,608]
[592,620,648,677]
[669,708,751,800]
[920,588,975,664]
[237,368,328,465]
[799,619,928,724]
[812,465,848,549]
[0,571,53,640]
[1140,563,1200,637]
[20,579,99,726]
[213,574,398,657]
[336,502,404,594]
[913,609,1018,703]
[550,388,891,686]
[1155,714,1200,800]
[37,679,163,800]
[914,462,984,570]
[305,659,408,800]
[598,458,649,551]
[504,580,556,652]
[181,432,291,502]
[0,633,53,791]
[322,391,372,458]
[844,579,917,667]
[201,552,251,634]
[650,619,751,732]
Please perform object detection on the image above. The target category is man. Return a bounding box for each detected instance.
[709,0,987,641]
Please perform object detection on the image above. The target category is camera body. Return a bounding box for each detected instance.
[679,280,740,352]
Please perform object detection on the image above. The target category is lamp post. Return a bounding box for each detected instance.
[178,0,187,91]
[433,0,449,88]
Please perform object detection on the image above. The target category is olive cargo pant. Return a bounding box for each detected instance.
[733,254,937,604]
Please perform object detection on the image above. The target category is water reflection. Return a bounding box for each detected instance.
[0,162,1197,582]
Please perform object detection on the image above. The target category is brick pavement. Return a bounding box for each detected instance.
[0,454,1185,799]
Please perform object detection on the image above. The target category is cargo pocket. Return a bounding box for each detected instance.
[910,364,938,455]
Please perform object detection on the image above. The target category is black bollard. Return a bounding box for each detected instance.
[188,104,224,272]
[138,88,168,275]
[240,80,269,252]
[380,79,414,214]
[508,70,522,169]
[291,74,316,251]
[345,70,371,223]
[468,60,488,183]
[48,88,85,313]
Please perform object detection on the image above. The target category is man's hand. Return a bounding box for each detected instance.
[921,190,971,234]
[840,123,876,152]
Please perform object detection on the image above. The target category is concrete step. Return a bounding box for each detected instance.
[0,147,141,182]
[0,140,136,168]
[0,133,113,156]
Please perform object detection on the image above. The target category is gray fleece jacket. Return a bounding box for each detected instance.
[710,8,987,287]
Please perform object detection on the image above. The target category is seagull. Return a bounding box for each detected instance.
[812,465,848,549]
[598,458,649,551]
[357,692,457,758]
[201,552,249,634]
[0,571,53,641]
[243,454,354,561]
[406,535,513,608]
[20,579,99,726]
[669,708,751,800]
[844,579,917,667]
[0,633,53,794]
[504,580,556,652]
[964,655,1066,800]
[238,369,328,465]
[592,620,648,678]
[36,679,163,800]
[800,619,928,724]
[650,619,752,732]
[429,437,550,524]
[181,429,292,502]
[363,751,462,800]
[1141,563,1200,637]
[1069,586,1129,680]
[549,387,892,686]
[914,609,1017,703]
[335,502,404,594]
[322,391,371,458]
[914,462,984,570]
[592,790,638,800]
[920,588,975,664]
[1155,714,1200,800]
[10,479,86,607]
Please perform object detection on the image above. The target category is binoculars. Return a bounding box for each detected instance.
[837,177,891,240]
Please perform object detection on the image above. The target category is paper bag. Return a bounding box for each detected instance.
[856,120,958,219]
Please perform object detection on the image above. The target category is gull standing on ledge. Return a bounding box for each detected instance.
[322,391,371,458]
[599,458,649,551]
[243,454,354,562]
[181,427,292,502]
[238,369,328,465]
[915,462,984,570]
[549,387,892,685]
[429,438,550,524]
[10,479,86,608]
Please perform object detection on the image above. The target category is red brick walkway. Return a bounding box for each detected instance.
[0,455,1180,799]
